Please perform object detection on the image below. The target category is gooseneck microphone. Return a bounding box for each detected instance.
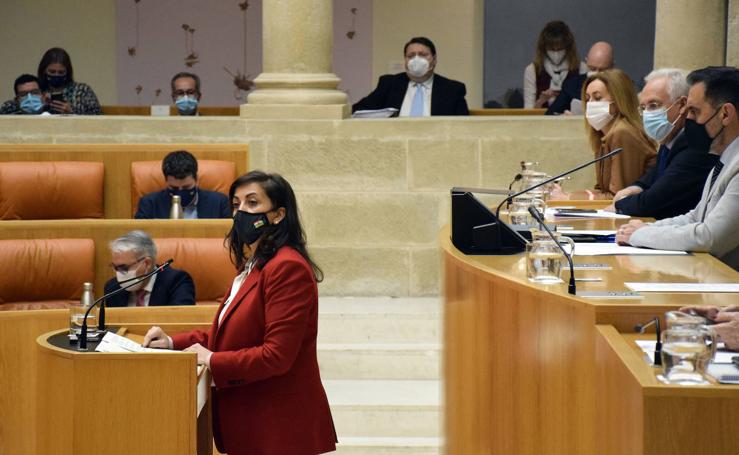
[78,259,174,351]
[527,206,576,295]
[493,147,624,221]
[635,317,662,366]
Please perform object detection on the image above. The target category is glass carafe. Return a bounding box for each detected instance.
[664,311,717,373]
[660,326,716,385]
[526,229,575,283]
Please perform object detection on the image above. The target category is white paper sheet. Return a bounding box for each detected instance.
[351,108,398,118]
[95,331,169,353]
[573,243,688,256]
[562,230,617,236]
[625,282,739,293]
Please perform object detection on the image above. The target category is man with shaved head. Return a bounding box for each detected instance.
[546,41,614,115]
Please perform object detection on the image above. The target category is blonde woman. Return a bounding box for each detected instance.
[582,69,657,196]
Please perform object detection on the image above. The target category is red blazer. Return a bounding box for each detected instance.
[172,247,337,455]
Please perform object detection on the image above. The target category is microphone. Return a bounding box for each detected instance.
[508,173,523,191]
[78,259,174,351]
[635,317,662,366]
[494,148,624,221]
[527,206,576,295]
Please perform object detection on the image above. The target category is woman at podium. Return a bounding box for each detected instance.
[144,171,337,455]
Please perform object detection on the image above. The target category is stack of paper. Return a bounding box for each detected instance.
[625,282,739,293]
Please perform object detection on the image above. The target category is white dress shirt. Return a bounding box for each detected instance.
[399,75,434,117]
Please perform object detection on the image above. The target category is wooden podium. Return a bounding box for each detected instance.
[35,324,212,455]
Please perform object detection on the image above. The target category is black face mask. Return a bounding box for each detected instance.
[169,187,197,207]
[234,210,270,245]
[684,108,723,151]
[47,74,67,88]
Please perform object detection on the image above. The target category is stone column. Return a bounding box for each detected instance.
[653,0,726,70]
[241,0,349,119]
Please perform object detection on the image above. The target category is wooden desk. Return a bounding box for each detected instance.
[0,307,216,455]
[36,325,212,455]
[441,219,739,455]
[596,326,739,455]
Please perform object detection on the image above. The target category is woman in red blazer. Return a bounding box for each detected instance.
[144,171,337,455]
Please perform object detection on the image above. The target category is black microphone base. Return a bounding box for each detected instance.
[451,189,527,255]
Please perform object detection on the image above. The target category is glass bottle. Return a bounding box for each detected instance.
[70,282,98,339]
[170,194,183,219]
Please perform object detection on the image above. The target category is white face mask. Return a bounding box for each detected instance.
[586,70,598,78]
[586,101,615,131]
[116,267,146,291]
[547,50,566,65]
[407,56,430,78]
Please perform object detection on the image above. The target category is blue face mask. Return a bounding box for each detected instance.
[642,107,677,143]
[175,96,199,115]
[20,94,44,114]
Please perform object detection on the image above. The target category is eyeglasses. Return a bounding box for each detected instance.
[17,89,42,98]
[639,100,677,115]
[110,257,146,273]
[173,90,198,97]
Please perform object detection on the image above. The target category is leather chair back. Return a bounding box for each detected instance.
[0,162,104,220]
[0,238,95,310]
[154,238,234,304]
[131,160,236,216]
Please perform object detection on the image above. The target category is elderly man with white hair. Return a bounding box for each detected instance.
[605,68,719,219]
[103,230,195,307]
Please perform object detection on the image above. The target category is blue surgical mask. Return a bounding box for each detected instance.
[175,96,198,115]
[20,94,44,114]
[642,108,676,143]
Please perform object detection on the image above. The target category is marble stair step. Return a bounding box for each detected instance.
[318,343,440,380]
[334,437,441,455]
[317,297,441,344]
[324,379,440,439]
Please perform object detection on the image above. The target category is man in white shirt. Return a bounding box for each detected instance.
[352,36,469,116]
[617,66,739,270]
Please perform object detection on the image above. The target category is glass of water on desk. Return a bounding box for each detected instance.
[661,328,716,385]
[526,229,574,283]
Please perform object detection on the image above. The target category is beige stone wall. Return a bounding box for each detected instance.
[372,0,484,109]
[0,116,590,296]
[654,0,727,69]
[728,0,739,66]
[0,0,118,104]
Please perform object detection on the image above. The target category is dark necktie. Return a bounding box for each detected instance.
[655,144,670,180]
[708,161,724,193]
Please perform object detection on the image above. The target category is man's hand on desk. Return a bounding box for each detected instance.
[605,186,644,212]
[616,219,646,245]
[679,306,739,350]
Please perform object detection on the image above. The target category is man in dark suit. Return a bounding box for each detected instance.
[352,36,469,116]
[546,41,614,115]
[104,230,195,307]
[606,68,718,219]
[135,150,231,219]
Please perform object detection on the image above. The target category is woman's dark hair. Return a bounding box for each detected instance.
[226,170,323,282]
[37,47,74,91]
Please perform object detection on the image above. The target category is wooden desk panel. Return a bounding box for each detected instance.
[596,326,739,455]
[441,221,739,455]
[0,306,217,455]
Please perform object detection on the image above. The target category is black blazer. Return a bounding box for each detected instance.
[134,188,230,219]
[545,73,586,115]
[103,267,196,307]
[352,72,469,116]
[614,131,719,219]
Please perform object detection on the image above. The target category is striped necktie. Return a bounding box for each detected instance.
[708,161,724,193]
[409,83,425,117]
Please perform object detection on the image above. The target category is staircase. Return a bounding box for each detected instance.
[318,297,442,455]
